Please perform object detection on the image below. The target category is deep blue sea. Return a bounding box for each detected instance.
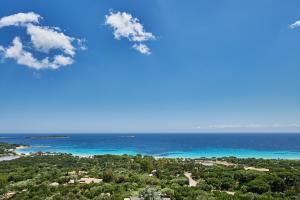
[1,134,300,159]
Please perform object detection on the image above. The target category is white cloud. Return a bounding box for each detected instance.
[289,20,300,29]
[197,123,300,130]
[27,24,76,56]
[0,12,40,28]
[289,123,300,127]
[105,11,155,42]
[105,11,155,55]
[132,43,151,55]
[53,55,73,66]
[4,37,50,69]
[0,12,84,70]
[208,124,244,129]
[2,37,72,70]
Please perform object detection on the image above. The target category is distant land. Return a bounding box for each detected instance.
[28,135,69,139]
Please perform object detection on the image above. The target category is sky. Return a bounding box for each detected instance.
[1,0,300,133]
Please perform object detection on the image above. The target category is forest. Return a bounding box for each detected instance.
[0,143,299,200]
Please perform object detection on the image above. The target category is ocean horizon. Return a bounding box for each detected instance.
[1,133,300,159]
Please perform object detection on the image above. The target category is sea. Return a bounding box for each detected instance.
[0,133,300,159]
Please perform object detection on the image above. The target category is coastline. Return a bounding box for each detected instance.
[1,133,300,160]
[2,145,300,199]
[0,143,29,161]
[15,147,300,160]
[14,145,30,155]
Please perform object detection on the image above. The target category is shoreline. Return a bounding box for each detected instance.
[15,148,300,160]
[1,139,299,160]
[1,133,300,160]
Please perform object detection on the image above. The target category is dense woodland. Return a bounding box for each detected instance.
[0,143,300,200]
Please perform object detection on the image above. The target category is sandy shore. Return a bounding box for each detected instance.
[0,155,20,162]
[16,145,29,150]
[14,145,31,156]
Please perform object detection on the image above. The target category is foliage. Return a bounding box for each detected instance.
[0,143,299,200]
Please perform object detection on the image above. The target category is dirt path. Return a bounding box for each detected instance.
[184,172,198,187]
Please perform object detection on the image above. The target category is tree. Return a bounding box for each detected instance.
[102,168,114,182]
[161,187,174,197]
[139,187,161,200]
[220,177,235,190]
[263,174,285,192]
[246,178,270,194]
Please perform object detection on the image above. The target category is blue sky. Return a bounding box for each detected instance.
[1,0,300,133]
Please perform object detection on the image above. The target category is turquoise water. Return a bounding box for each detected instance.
[1,134,300,159]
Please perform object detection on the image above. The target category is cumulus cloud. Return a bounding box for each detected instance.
[105,11,155,42]
[4,37,51,69]
[53,55,73,66]
[0,12,41,28]
[289,20,300,29]
[132,43,151,55]
[2,37,73,69]
[0,12,84,70]
[27,24,76,56]
[105,11,155,55]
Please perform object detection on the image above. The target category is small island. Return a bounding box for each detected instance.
[29,135,69,139]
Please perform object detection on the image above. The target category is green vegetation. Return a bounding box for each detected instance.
[0,143,299,200]
[0,142,20,156]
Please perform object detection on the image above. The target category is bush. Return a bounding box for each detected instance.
[102,169,113,182]
[246,178,270,194]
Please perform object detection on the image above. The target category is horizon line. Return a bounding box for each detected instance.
[1,132,300,134]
